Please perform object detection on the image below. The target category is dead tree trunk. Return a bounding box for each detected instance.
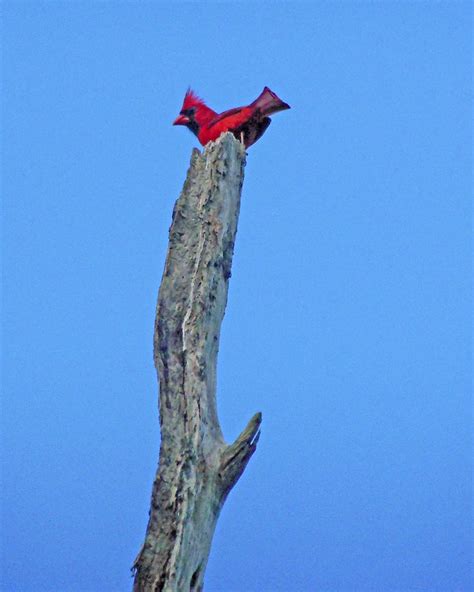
[133,134,262,592]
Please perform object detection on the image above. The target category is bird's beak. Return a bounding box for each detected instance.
[173,114,189,126]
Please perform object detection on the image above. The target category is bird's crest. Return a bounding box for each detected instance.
[182,87,207,110]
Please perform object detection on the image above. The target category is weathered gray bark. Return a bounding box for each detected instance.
[133,134,262,592]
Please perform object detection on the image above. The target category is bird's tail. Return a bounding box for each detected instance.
[250,87,290,116]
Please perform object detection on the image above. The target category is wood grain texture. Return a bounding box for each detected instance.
[133,134,262,592]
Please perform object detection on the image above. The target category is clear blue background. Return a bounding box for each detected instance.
[2,2,472,591]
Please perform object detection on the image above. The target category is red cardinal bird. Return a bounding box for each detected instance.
[173,87,290,148]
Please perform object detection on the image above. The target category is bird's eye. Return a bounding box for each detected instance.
[180,107,196,117]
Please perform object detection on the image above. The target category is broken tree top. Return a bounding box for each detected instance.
[133,133,262,592]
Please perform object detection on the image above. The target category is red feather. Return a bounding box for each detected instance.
[173,87,290,148]
[181,88,210,113]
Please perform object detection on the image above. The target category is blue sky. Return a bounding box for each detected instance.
[2,2,472,591]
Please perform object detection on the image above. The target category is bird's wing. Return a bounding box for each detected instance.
[206,107,248,129]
